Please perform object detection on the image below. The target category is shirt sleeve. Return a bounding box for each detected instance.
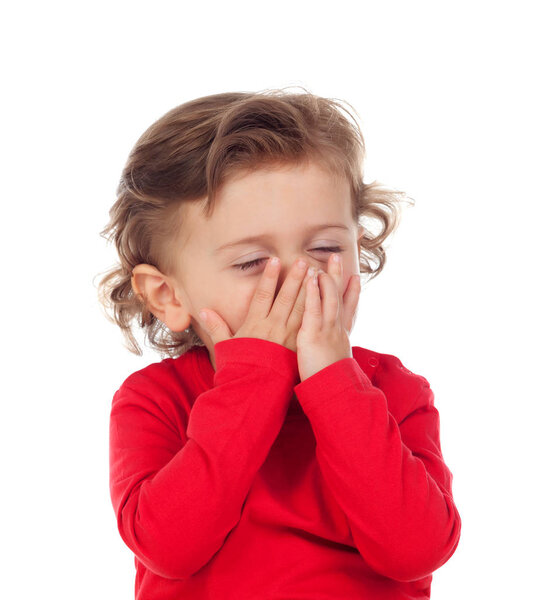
[293,356,462,583]
[109,337,299,580]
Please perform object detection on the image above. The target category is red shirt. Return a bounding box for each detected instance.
[109,337,461,599]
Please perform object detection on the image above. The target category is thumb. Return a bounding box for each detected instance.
[198,308,232,345]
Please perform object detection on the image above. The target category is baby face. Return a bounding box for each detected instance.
[172,160,364,368]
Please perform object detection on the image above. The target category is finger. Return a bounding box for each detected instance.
[341,274,361,333]
[288,266,313,330]
[326,253,345,326]
[198,308,232,345]
[269,258,309,324]
[318,271,340,326]
[245,256,282,321]
[303,268,322,329]
[328,252,343,297]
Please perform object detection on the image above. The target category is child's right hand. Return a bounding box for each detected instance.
[198,257,314,353]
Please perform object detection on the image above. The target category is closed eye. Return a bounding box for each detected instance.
[234,247,343,271]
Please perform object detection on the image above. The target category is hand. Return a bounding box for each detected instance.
[197,257,312,353]
[296,252,361,382]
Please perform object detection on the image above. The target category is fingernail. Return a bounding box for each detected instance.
[332,253,341,263]
[199,310,208,322]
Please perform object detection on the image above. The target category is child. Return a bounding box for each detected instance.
[98,88,461,599]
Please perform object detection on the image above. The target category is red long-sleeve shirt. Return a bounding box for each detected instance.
[109,337,461,599]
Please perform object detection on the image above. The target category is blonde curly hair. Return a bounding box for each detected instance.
[96,86,413,358]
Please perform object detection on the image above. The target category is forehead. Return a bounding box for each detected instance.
[184,161,352,245]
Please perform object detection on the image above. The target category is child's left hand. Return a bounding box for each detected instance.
[296,253,361,382]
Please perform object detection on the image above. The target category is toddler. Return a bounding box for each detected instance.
[98,88,461,599]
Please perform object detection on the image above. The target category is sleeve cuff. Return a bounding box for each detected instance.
[294,357,375,414]
[214,337,300,386]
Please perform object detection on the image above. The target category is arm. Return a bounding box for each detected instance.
[109,337,298,579]
[293,356,461,582]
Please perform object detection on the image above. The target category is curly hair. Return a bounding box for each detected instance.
[95,86,413,358]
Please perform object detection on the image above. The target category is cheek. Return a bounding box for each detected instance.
[222,280,257,333]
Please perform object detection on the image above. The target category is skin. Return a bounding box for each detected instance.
[131,160,364,372]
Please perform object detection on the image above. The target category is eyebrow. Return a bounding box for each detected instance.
[215,224,350,253]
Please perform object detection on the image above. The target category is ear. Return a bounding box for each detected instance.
[131,264,191,332]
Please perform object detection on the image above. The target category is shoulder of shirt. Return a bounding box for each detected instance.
[111,352,194,410]
[352,345,433,414]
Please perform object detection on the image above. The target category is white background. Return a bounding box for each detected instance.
[1,1,553,598]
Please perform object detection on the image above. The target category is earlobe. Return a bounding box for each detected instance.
[131,264,191,332]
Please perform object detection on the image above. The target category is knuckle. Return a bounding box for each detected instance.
[291,303,305,318]
[275,292,294,307]
[254,288,274,302]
